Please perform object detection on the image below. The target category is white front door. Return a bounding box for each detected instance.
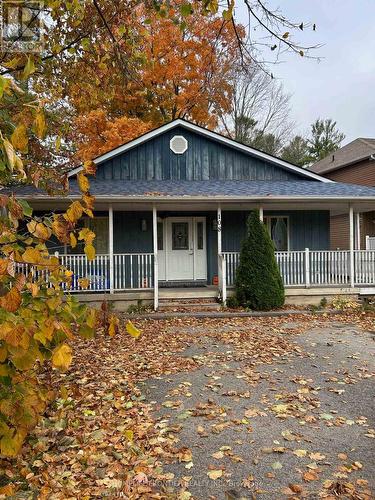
[164,217,207,281]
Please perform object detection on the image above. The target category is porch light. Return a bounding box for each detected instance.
[212,219,218,231]
[141,219,147,231]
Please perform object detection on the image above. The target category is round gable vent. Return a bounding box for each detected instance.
[170,135,188,154]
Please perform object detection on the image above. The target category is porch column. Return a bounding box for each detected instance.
[355,212,361,250]
[108,204,114,294]
[259,205,264,222]
[153,205,159,310]
[217,204,226,303]
[349,204,355,288]
[217,204,222,254]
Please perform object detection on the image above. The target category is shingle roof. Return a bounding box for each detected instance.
[9,179,375,200]
[309,138,375,174]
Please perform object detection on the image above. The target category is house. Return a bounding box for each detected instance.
[309,138,375,250]
[13,119,375,309]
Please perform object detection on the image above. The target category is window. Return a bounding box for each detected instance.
[172,222,189,250]
[157,222,164,251]
[264,216,289,251]
[197,221,204,250]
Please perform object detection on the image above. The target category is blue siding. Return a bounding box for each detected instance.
[96,126,307,182]
[222,211,330,252]
[112,210,329,283]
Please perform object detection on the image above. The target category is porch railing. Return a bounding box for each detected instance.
[16,250,375,297]
[223,249,375,288]
[366,236,375,250]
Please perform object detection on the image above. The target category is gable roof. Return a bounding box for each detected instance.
[68,119,332,183]
[309,138,375,175]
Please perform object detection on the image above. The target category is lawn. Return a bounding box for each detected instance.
[2,312,374,499]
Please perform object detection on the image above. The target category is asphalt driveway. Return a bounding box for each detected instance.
[142,319,375,499]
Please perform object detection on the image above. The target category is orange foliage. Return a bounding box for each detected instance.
[66,2,244,160]
[75,110,149,161]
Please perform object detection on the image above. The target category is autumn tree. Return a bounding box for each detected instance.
[54,2,244,160]
[0,0,319,456]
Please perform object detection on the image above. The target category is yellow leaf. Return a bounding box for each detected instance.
[78,278,90,289]
[77,172,90,193]
[3,138,16,169]
[65,201,83,223]
[27,220,51,240]
[293,449,307,457]
[69,232,77,248]
[60,385,68,399]
[108,315,119,337]
[123,429,134,441]
[86,308,97,328]
[1,288,21,313]
[22,247,41,264]
[79,227,95,244]
[11,124,28,152]
[51,344,72,371]
[84,243,95,261]
[22,55,36,80]
[1,430,26,457]
[207,469,223,480]
[126,320,142,339]
[34,110,46,139]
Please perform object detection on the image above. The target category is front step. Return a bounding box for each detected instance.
[158,299,221,312]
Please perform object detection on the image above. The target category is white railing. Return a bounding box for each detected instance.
[366,236,375,250]
[113,253,154,290]
[309,251,350,286]
[276,251,306,286]
[223,249,375,288]
[15,253,154,292]
[223,252,240,286]
[60,254,110,291]
[354,250,375,285]
[15,250,375,295]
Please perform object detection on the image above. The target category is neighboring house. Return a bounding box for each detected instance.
[13,120,375,308]
[309,138,375,250]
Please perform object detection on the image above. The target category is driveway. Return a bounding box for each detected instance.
[142,318,375,499]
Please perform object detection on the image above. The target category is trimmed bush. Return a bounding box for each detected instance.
[234,211,285,311]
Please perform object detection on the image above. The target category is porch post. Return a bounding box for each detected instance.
[217,204,222,254]
[355,212,361,250]
[259,205,264,222]
[108,204,114,294]
[217,204,226,302]
[349,204,355,288]
[153,204,159,310]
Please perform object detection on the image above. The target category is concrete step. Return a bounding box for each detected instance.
[158,301,221,312]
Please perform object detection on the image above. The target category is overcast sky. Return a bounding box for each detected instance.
[236,0,375,143]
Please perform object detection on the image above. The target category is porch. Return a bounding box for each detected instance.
[37,201,375,309]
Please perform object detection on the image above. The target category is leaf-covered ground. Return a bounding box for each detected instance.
[1,312,374,499]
